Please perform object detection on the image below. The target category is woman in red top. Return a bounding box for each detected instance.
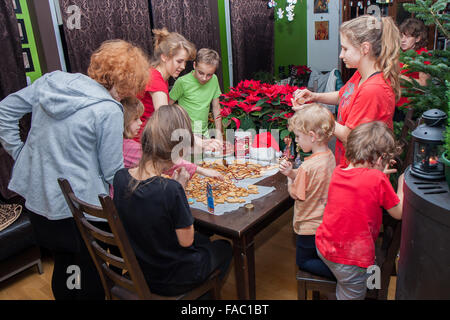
[395,18,431,121]
[292,15,401,167]
[136,28,196,142]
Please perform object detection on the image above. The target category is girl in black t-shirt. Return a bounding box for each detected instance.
[113,104,232,296]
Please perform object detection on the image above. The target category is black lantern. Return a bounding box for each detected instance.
[410,109,447,180]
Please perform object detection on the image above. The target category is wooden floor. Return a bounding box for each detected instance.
[0,208,397,300]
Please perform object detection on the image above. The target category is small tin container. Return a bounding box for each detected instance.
[234,131,252,159]
[244,203,254,211]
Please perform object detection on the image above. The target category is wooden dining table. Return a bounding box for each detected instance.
[191,171,294,300]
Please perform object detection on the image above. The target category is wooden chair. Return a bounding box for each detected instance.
[57,178,221,300]
[397,108,419,172]
[297,215,402,300]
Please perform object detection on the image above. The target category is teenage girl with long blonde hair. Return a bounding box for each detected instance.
[293,15,401,167]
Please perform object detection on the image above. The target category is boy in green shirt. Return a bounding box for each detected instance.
[169,48,223,143]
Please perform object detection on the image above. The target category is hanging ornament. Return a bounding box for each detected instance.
[270,0,297,22]
[277,7,284,19]
[268,0,277,8]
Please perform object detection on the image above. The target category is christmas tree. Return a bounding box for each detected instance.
[399,0,449,118]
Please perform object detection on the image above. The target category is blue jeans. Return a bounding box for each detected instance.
[296,235,335,280]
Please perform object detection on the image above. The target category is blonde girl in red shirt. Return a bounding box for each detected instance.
[292,15,401,167]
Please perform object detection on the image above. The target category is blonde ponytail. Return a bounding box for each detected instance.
[152,28,171,50]
[340,15,401,101]
[378,17,401,101]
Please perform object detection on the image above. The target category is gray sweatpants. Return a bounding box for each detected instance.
[317,248,369,300]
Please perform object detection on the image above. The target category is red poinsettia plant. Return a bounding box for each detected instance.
[294,65,311,76]
[219,79,304,140]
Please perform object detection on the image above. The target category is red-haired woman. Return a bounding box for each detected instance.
[0,39,150,300]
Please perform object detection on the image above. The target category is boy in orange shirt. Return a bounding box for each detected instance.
[279,104,336,279]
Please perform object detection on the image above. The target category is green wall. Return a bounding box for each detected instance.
[217,0,230,92]
[274,0,308,77]
[217,0,308,91]
[16,0,42,83]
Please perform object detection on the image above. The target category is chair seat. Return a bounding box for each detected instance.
[296,269,336,284]
[0,211,36,260]
[297,269,337,300]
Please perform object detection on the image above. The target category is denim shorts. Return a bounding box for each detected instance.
[317,248,369,300]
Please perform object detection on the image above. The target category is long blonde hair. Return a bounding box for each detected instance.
[151,28,196,68]
[340,15,401,101]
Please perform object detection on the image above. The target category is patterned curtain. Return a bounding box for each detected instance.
[59,0,153,74]
[230,0,274,84]
[150,0,223,87]
[0,0,28,200]
[0,0,26,100]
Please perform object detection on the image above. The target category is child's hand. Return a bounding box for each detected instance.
[279,159,293,177]
[203,138,223,152]
[383,159,398,175]
[172,167,190,188]
[198,168,224,181]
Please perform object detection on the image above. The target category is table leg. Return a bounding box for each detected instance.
[232,235,256,300]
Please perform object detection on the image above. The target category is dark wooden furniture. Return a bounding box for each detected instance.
[58,178,221,300]
[397,108,419,172]
[0,210,42,282]
[296,214,402,300]
[191,171,294,300]
[396,168,450,299]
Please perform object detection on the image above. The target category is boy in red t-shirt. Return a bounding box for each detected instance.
[315,121,405,300]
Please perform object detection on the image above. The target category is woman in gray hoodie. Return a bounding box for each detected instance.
[0,40,150,299]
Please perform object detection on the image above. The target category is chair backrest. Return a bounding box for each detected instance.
[57,178,153,300]
[398,108,419,172]
[368,214,402,300]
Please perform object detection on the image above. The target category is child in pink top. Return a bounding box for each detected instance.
[279,104,336,279]
[121,97,222,179]
[315,121,405,300]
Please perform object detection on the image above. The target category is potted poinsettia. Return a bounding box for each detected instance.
[219,79,304,143]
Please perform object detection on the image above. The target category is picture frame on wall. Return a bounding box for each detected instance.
[314,0,328,14]
[17,19,28,44]
[315,21,329,40]
[22,48,34,73]
[12,0,22,14]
